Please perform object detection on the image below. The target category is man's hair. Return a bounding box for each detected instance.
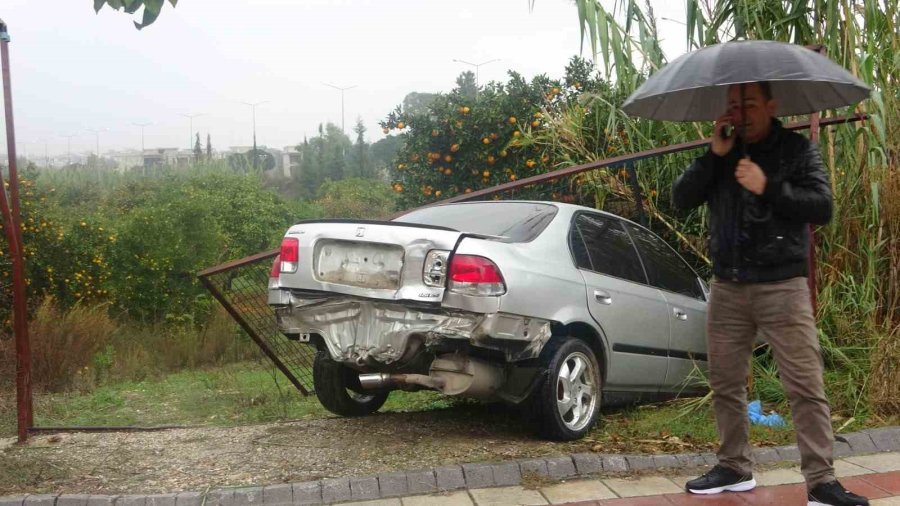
[730,81,774,102]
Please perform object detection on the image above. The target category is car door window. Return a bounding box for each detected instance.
[624,223,704,300]
[570,214,646,284]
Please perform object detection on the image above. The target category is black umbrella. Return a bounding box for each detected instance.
[622,40,870,122]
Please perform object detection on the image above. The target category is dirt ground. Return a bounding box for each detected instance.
[0,404,701,496]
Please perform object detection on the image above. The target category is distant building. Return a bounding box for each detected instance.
[141,148,193,168]
[282,145,302,178]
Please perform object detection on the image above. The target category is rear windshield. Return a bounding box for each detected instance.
[394,202,558,242]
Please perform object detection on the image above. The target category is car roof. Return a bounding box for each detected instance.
[406,199,646,230]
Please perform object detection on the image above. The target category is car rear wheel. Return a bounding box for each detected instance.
[313,352,389,417]
[535,338,602,440]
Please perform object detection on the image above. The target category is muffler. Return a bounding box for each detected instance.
[358,355,505,400]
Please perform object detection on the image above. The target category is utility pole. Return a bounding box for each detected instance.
[323,83,356,133]
[452,58,500,90]
[240,101,268,171]
[60,133,76,166]
[180,113,203,151]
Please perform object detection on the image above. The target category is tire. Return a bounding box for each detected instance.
[534,338,602,440]
[313,352,389,417]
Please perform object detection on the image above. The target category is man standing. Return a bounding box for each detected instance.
[673,82,869,506]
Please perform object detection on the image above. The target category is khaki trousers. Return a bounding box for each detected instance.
[707,276,835,489]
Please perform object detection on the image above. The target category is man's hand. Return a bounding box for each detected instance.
[711,113,736,156]
[736,158,767,195]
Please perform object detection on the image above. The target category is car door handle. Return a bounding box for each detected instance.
[673,308,687,321]
[594,290,612,305]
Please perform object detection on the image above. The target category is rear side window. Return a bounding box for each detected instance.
[624,223,704,299]
[569,214,646,284]
[395,202,557,242]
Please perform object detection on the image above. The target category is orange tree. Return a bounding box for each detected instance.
[380,57,616,208]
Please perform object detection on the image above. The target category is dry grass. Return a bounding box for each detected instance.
[0,301,257,393]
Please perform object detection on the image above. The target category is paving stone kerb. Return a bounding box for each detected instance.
[3,427,897,505]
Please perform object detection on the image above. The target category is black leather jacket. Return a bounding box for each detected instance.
[672,119,833,283]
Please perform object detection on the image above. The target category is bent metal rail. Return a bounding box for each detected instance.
[198,113,866,397]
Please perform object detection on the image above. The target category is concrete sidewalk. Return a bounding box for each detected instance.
[1,428,897,505]
[335,452,900,505]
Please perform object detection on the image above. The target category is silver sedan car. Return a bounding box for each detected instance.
[268,201,708,440]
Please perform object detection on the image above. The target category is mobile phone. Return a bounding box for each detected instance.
[720,124,734,140]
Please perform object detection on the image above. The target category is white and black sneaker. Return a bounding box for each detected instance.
[685,464,756,494]
[808,480,869,505]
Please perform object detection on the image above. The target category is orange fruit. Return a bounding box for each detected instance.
[465,188,473,194]
[397,121,405,129]
[508,116,517,125]
[482,137,491,145]
[551,87,561,94]
[490,132,499,140]
[532,120,540,128]
[541,154,549,163]
[482,170,491,178]
[450,144,460,152]
[444,155,453,163]
[462,106,471,114]
[526,159,536,168]
[444,168,452,176]
[487,155,495,164]
[512,131,521,138]
[435,190,442,198]
[382,128,390,134]
[509,174,518,181]
[431,129,440,137]
[499,150,508,157]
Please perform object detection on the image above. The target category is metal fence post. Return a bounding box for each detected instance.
[1,18,33,443]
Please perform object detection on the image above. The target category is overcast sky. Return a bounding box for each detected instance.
[1,0,687,158]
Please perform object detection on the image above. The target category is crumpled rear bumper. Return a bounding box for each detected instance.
[271,290,551,365]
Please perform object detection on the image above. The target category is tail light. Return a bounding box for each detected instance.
[279,237,299,273]
[269,254,281,279]
[448,255,506,296]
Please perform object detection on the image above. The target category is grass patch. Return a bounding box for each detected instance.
[2,362,890,451]
[0,361,459,435]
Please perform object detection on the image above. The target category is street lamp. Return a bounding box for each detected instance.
[240,100,269,170]
[133,122,152,175]
[452,58,500,89]
[180,113,204,150]
[323,83,357,133]
[133,122,151,152]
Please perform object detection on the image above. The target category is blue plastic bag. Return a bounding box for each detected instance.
[748,400,786,427]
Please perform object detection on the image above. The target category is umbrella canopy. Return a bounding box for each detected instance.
[622,40,870,121]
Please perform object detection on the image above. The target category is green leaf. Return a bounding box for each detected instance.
[143,0,163,15]
[107,0,123,9]
[122,0,142,14]
[135,0,164,29]
[597,8,610,76]
[94,0,106,13]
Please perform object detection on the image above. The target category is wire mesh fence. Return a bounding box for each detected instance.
[198,250,315,395]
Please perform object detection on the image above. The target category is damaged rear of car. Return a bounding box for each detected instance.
[268,201,709,440]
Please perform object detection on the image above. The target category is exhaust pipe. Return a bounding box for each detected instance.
[359,373,446,391]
